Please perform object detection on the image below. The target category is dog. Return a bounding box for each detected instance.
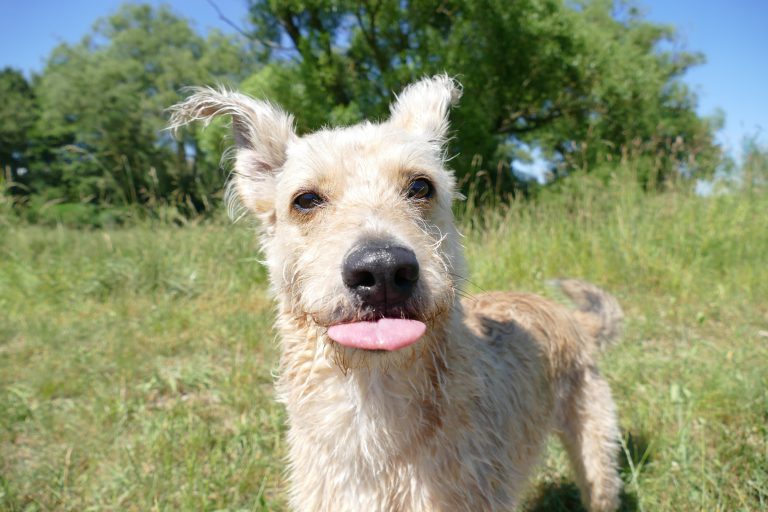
[169,75,623,511]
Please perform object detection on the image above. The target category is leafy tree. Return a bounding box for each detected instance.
[244,0,719,192]
[30,4,255,211]
[6,0,727,220]
[0,68,37,182]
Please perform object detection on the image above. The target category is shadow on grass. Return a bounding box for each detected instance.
[525,429,651,512]
[525,480,639,512]
[620,429,653,478]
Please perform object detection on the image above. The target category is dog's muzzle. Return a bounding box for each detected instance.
[327,242,426,351]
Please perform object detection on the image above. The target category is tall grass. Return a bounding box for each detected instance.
[1,176,766,511]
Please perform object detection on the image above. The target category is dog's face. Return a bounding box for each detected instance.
[171,76,464,369]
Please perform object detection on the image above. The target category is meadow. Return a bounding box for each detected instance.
[1,177,766,511]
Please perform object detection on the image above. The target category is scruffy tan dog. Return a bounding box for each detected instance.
[170,76,623,511]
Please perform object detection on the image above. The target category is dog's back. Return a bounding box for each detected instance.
[458,282,623,512]
[461,279,623,371]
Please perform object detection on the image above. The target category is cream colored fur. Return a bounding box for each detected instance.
[169,75,623,511]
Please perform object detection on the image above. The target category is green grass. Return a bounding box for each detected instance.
[1,178,766,511]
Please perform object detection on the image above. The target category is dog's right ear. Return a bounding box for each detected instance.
[168,87,296,216]
[388,75,462,143]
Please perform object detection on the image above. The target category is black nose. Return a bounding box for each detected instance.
[342,243,419,309]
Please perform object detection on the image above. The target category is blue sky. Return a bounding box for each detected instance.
[1,0,766,160]
[643,1,767,159]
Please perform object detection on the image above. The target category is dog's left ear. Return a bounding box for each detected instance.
[389,74,462,142]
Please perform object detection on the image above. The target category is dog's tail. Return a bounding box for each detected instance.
[551,279,624,351]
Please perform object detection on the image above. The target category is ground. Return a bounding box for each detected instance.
[1,178,766,511]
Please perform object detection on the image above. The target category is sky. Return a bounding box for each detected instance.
[643,0,767,159]
[1,0,766,161]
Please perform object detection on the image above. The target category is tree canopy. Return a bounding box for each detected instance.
[0,68,37,179]
[8,4,255,215]
[245,0,720,190]
[2,1,723,220]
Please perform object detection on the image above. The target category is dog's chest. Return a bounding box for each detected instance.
[281,358,534,511]
[282,370,449,509]
[290,369,438,451]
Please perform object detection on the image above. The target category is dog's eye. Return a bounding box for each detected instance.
[407,179,433,201]
[294,192,324,212]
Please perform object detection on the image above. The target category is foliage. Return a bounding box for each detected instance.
[0,68,37,182]
[16,4,255,214]
[0,1,731,217]
[741,138,768,190]
[246,0,720,192]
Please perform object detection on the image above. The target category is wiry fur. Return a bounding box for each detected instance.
[170,75,623,511]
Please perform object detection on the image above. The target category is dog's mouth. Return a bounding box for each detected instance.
[327,318,427,351]
[315,302,430,351]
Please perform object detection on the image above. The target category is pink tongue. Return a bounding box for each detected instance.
[328,319,426,351]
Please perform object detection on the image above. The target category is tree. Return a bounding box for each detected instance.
[0,68,37,182]
[244,0,719,192]
[30,4,256,211]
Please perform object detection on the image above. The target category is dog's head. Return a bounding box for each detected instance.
[170,75,465,370]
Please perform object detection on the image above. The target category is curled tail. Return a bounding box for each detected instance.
[551,279,624,350]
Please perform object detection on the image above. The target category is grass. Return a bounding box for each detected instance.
[1,177,766,511]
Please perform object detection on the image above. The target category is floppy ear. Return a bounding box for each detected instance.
[389,74,462,142]
[168,87,296,216]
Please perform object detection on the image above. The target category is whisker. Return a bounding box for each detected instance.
[449,272,488,294]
